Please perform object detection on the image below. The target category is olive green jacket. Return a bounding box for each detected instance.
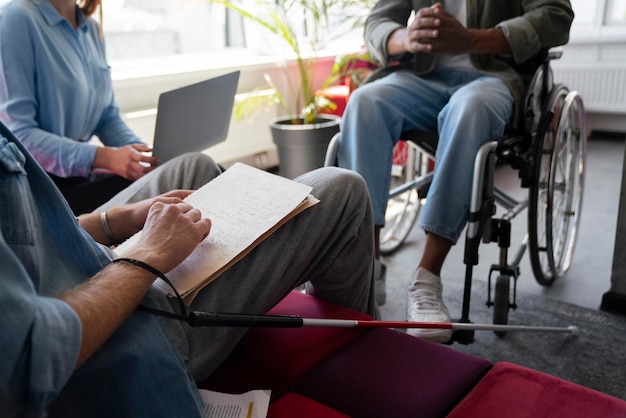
[364,0,574,127]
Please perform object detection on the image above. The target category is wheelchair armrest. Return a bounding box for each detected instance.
[547,46,563,61]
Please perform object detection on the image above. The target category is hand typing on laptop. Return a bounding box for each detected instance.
[93,143,160,180]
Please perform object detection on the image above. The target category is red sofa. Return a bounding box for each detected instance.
[198,291,626,417]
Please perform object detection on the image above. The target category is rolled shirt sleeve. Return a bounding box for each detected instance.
[27,297,83,413]
[364,0,414,66]
[0,243,82,416]
[497,1,574,64]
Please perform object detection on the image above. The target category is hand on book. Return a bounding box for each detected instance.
[115,163,319,303]
[116,196,212,274]
[115,190,211,271]
[102,190,197,243]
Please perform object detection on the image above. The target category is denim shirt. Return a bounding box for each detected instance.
[0,0,143,178]
[0,124,204,417]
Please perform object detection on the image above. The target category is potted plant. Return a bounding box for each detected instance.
[206,0,375,178]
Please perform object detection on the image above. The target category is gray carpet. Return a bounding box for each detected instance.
[442,279,626,401]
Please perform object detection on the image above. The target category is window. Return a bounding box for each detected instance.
[102,1,366,73]
[0,0,242,65]
[0,1,366,75]
[569,0,597,25]
[606,0,626,24]
[102,0,244,63]
[568,0,626,43]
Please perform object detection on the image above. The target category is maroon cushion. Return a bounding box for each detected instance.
[447,362,626,418]
[268,392,349,418]
[296,328,492,418]
[233,291,371,385]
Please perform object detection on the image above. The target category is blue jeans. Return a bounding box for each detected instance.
[338,69,514,243]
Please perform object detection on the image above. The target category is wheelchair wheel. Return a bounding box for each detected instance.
[493,275,510,338]
[380,141,423,255]
[528,86,587,286]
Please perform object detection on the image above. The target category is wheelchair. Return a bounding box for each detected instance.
[325,48,587,343]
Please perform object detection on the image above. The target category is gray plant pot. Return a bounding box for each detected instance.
[270,114,341,179]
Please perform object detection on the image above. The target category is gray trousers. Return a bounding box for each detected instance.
[98,152,378,381]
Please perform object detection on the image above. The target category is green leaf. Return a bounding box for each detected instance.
[206,0,377,120]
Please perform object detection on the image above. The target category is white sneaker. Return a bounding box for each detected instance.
[406,267,452,343]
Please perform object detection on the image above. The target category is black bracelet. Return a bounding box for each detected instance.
[110,257,188,319]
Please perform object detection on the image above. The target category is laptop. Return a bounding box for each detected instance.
[151,70,240,163]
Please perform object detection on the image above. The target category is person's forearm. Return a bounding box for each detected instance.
[77,206,141,245]
[466,27,511,55]
[78,211,111,245]
[65,197,210,368]
[78,191,194,245]
[92,146,117,171]
[58,260,157,367]
[95,104,144,148]
[388,26,510,56]
[387,27,410,56]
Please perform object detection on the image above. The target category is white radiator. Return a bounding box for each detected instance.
[123,91,279,170]
[552,64,626,114]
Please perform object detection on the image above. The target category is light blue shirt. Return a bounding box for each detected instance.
[0,124,204,416]
[0,0,143,178]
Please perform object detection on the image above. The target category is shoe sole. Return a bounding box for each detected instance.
[407,328,452,344]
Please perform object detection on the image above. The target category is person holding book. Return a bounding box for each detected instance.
[0,120,379,417]
[335,0,573,343]
[0,0,218,215]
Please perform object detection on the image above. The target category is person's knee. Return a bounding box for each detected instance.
[441,95,510,139]
[321,167,370,208]
[322,166,366,188]
[446,81,512,125]
[344,83,385,116]
[178,152,222,175]
[179,152,218,169]
[447,93,490,119]
[300,166,366,198]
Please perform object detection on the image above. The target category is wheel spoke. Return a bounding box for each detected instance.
[529,87,586,285]
[380,142,424,254]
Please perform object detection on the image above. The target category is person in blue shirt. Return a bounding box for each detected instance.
[0,120,378,417]
[0,0,218,214]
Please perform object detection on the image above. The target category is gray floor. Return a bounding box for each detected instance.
[379,134,626,322]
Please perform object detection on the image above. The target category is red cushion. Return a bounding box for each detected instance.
[233,291,371,385]
[297,328,492,418]
[268,392,349,418]
[447,362,626,418]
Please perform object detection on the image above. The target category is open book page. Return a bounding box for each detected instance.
[199,389,270,418]
[114,163,318,303]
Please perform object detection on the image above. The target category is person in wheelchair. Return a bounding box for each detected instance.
[336,0,574,343]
